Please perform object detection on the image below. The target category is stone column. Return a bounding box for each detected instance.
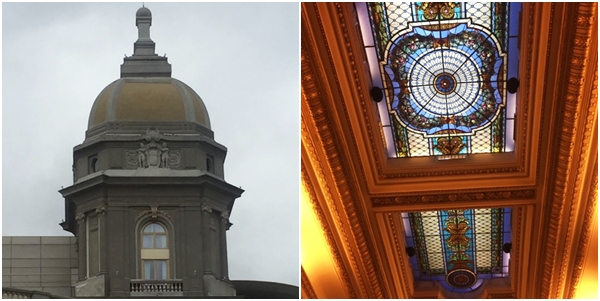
[75,212,87,281]
[201,203,213,275]
[220,211,230,279]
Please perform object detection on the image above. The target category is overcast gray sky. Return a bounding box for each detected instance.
[2,2,299,286]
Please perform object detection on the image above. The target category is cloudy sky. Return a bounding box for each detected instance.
[2,2,299,286]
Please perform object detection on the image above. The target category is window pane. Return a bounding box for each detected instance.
[143,235,153,249]
[155,235,167,248]
[144,223,165,233]
[157,260,168,280]
[144,261,154,280]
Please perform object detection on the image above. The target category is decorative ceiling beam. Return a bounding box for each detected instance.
[536,2,597,299]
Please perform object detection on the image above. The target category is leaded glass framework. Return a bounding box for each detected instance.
[356,3,521,158]
[401,208,511,292]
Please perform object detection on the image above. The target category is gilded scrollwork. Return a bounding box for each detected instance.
[300,267,317,299]
[371,188,535,206]
[539,2,597,298]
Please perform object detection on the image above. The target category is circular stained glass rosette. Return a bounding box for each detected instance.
[408,49,481,117]
[386,23,505,136]
[446,269,477,288]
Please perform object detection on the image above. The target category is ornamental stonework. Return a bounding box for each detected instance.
[125,128,181,169]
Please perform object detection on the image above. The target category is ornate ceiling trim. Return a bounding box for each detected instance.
[301,155,357,298]
[558,66,598,298]
[486,292,517,299]
[511,205,524,296]
[302,3,387,297]
[371,188,536,207]
[301,11,366,296]
[300,266,317,299]
[387,213,413,297]
[568,160,598,298]
[302,2,597,298]
[538,2,598,298]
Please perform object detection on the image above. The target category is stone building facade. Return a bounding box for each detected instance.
[2,6,298,299]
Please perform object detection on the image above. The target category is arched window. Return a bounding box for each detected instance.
[141,222,170,280]
[206,156,214,173]
[90,158,98,173]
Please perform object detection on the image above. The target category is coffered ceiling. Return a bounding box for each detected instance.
[301,2,597,298]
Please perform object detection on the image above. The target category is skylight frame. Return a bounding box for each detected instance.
[356,2,522,159]
[401,207,511,292]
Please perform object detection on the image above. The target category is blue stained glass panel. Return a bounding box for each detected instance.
[402,208,511,290]
[358,2,521,158]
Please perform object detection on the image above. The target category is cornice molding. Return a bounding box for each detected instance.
[567,159,598,298]
[486,292,516,299]
[372,188,535,207]
[538,2,597,298]
[387,213,412,297]
[300,157,357,298]
[300,266,317,299]
[512,206,524,296]
[559,64,598,298]
[302,8,363,298]
[302,3,386,297]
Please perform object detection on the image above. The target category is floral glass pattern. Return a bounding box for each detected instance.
[402,208,511,292]
[356,3,521,158]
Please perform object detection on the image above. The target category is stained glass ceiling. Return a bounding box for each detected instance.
[402,208,511,293]
[356,3,522,158]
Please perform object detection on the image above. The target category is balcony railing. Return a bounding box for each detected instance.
[2,289,32,299]
[129,279,183,296]
[2,287,66,299]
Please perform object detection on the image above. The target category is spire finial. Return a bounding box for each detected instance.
[121,6,171,77]
[134,6,153,56]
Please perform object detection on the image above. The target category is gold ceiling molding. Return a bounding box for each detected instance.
[486,292,516,299]
[567,159,598,298]
[538,2,597,298]
[302,3,387,297]
[300,267,317,299]
[371,188,536,207]
[301,114,363,298]
[301,21,368,297]
[511,206,524,295]
[386,213,412,297]
[565,65,598,298]
[558,63,598,297]
[300,161,358,298]
[303,2,598,298]
[532,2,554,185]
[378,166,523,179]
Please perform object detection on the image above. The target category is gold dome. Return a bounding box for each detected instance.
[88,77,210,129]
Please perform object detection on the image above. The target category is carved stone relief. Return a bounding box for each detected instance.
[125,128,181,169]
[135,205,173,222]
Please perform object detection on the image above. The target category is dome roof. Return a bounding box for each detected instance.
[88,77,211,129]
[136,7,151,18]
